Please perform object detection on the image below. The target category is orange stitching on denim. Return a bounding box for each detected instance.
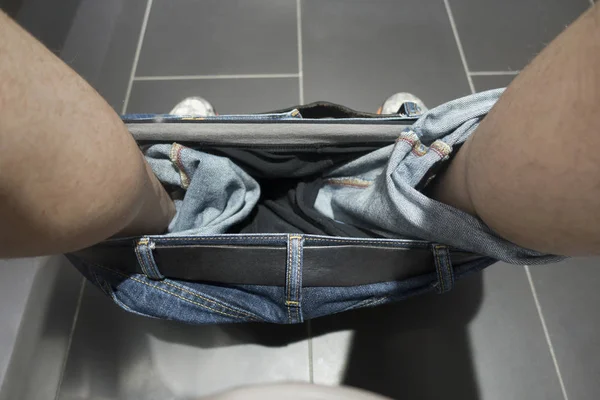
[295,237,301,302]
[152,235,284,242]
[397,137,416,146]
[287,236,293,301]
[147,235,428,248]
[162,280,260,320]
[430,147,446,158]
[431,140,451,155]
[134,245,150,277]
[285,300,299,305]
[105,286,139,314]
[324,178,371,188]
[412,145,428,157]
[396,131,419,147]
[128,276,254,320]
[90,263,262,321]
[295,237,302,322]
[169,143,191,189]
[134,236,428,250]
[307,237,429,247]
[286,235,293,323]
[100,279,142,315]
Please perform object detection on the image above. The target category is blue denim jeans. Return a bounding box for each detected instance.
[314,89,562,265]
[68,91,562,325]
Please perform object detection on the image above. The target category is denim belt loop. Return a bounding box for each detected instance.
[285,234,305,324]
[432,244,454,294]
[135,237,165,280]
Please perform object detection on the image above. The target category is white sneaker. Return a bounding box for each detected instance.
[169,96,216,116]
[378,92,428,115]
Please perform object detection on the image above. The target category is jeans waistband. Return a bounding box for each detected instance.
[70,234,492,288]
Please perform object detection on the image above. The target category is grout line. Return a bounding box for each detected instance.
[54,278,86,400]
[443,0,476,94]
[121,0,153,114]
[296,0,304,104]
[525,266,570,400]
[134,73,300,81]
[306,320,314,383]
[469,70,520,76]
[298,0,310,380]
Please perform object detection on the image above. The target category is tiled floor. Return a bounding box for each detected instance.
[50,0,600,399]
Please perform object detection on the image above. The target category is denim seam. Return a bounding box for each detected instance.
[344,296,389,312]
[90,263,263,321]
[429,147,446,158]
[397,137,417,146]
[152,235,284,243]
[433,245,453,293]
[412,145,428,156]
[285,235,303,324]
[134,244,151,278]
[127,276,258,321]
[169,143,191,189]
[295,236,303,323]
[307,237,429,248]
[136,238,163,280]
[148,235,428,247]
[434,245,445,293]
[363,296,389,308]
[102,280,148,315]
[324,177,372,188]
[160,280,261,320]
[156,236,284,241]
[443,248,454,289]
[286,236,293,324]
[141,242,164,280]
[145,250,162,279]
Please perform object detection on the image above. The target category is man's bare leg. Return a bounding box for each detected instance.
[431,5,600,256]
[0,12,175,258]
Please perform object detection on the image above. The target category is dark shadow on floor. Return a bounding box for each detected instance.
[311,271,485,400]
[60,268,484,399]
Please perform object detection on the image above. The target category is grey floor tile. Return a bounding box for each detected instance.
[58,283,310,400]
[1,257,83,400]
[472,74,517,92]
[136,0,298,77]
[15,0,81,54]
[61,0,148,111]
[126,77,299,114]
[311,264,563,400]
[448,0,590,71]
[302,0,471,112]
[529,257,600,400]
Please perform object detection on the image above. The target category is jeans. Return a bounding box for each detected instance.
[314,89,563,265]
[67,91,561,325]
[145,144,260,236]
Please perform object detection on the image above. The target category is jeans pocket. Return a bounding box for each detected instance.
[339,296,390,313]
[85,261,266,324]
